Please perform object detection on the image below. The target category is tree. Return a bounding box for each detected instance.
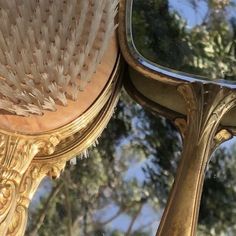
[132,0,236,80]
[25,92,181,236]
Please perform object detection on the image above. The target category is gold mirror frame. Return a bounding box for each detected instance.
[118,0,236,235]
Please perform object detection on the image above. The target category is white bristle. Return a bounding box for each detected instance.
[0,31,7,52]
[0,49,6,64]
[92,139,99,147]
[11,105,29,117]
[82,149,89,159]
[70,157,77,166]
[1,10,10,37]
[0,0,118,116]
[42,97,56,112]
[71,83,79,101]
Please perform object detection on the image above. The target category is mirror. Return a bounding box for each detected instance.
[132,0,236,82]
[120,0,236,127]
[119,1,236,235]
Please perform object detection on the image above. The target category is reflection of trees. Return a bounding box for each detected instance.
[132,0,190,70]
[132,0,236,80]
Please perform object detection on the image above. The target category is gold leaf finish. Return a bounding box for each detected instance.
[0,135,62,236]
[157,83,236,236]
[7,160,66,236]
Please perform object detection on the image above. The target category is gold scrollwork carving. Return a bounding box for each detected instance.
[6,160,66,236]
[0,133,63,236]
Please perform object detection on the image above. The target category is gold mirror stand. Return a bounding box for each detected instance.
[157,82,236,235]
[125,73,236,236]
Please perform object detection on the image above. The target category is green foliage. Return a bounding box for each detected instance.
[132,0,190,69]
[132,0,236,80]
[198,146,236,235]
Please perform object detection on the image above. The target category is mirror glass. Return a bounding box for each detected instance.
[132,0,236,81]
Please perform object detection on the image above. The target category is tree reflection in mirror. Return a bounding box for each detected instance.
[132,0,236,81]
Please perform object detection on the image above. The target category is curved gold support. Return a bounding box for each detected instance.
[0,134,61,236]
[157,83,236,236]
[7,160,65,236]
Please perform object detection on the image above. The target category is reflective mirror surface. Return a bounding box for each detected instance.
[132,0,236,81]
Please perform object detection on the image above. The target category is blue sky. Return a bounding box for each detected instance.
[169,0,208,27]
[169,0,236,28]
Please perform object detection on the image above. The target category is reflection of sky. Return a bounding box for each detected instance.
[169,0,236,28]
[169,0,208,27]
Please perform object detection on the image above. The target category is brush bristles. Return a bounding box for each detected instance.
[0,0,118,116]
